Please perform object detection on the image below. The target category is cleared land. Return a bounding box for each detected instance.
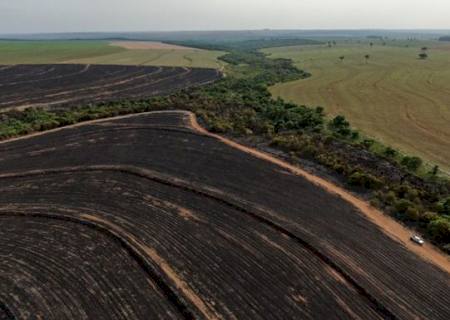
[110,41,195,50]
[0,64,221,111]
[0,41,225,69]
[68,48,225,69]
[264,42,450,172]
[0,111,449,319]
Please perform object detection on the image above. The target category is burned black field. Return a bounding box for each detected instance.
[0,111,449,319]
[0,65,220,111]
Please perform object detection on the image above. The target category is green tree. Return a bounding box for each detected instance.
[384,147,398,158]
[401,156,423,172]
[329,115,351,136]
[428,218,450,242]
[419,53,428,60]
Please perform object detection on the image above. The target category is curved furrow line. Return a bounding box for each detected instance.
[0,126,206,154]
[0,67,175,107]
[0,165,397,319]
[0,65,62,84]
[0,176,382,318]
[24,67,165,100]
[0,211,197,320]
[2,72,195,109]
[0,65,91,88]
[0,110,192,151]
[0,66,220,112]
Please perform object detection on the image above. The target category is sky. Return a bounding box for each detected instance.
[1,0,450,34]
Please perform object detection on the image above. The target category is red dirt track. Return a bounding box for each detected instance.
[0,111,449,319]
[0,65,220,111]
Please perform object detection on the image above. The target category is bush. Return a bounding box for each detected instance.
[405,207,420,221]
[385,191,397,204]
[361,139,375,149]
[348,171,383,190]
[351,130,360,140]
[401,156,423,172]
[384,147,398,158]
[438,198,450,215]
[395,199,413,213]
[209,118,233,133]
[328,115,351,136]
[419,211,438,223]
[427,218,450,243]
[429,165,439,176]
[370,198,382,208]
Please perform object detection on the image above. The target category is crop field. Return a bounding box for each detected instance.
[0,41,225,69]
[264,42,450,172]
[0,111,449,319]
[0,64,221,112]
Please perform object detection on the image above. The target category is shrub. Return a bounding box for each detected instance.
[361,139,375,149]
[405,188,420,201]
[351,130,360,140]
[405,207,420,221]
[385,191,397,204]
[395,199,413,213]
[328,115,351,136]
[370,198,382,208]
[348,171,383,190]
[429,165,439,176]
[419,211,439,223]
[210,119,233,133]
[384,147,398,158]
[427,218,450,243]
[401,156,423,172]
[439,198,450,215]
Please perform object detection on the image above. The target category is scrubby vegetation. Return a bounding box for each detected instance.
[1,40,449,253]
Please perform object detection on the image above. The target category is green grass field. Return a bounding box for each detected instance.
[264,41,450,172]
[0,41,225,69]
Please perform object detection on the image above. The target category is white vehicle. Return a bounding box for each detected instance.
[410,235,425,246]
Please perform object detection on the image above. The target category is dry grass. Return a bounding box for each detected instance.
[264,42,450,172]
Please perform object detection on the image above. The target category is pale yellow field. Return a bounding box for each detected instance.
[0,40,225,69]
[67,42,225,69]
[264,42,450,172]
